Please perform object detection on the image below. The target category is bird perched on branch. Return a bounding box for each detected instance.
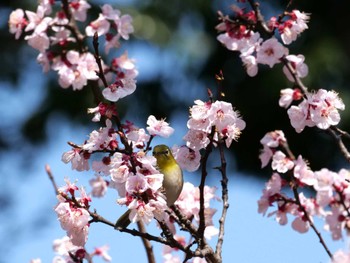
[115,144,183,228]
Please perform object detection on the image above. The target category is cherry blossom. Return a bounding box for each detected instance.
[279,88,303,108]
[260,130,286,148]
[256,38,286,68]
[172,145,201,172]
[69,0,91,22]
[91,245,112,262]
[293,155,316,186]
[146,115,174,137]
[282,54,309,82]
[8,9,27,39]
[271,151,294,173]
[89,176,108,197]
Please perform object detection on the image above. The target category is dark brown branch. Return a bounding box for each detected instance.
[247,0,273,37]
[137,221,156,263]
[198,128,215,246]
[92,33,109,89]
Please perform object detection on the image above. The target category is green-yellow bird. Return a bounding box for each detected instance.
[115,144,183,228]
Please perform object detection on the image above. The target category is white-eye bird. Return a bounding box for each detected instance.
[115,144,183,228]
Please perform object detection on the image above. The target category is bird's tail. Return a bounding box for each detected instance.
[115,209,131,229]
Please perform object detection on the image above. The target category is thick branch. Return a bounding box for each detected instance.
[137,221,156,263]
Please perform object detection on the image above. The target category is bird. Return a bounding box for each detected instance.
[115,144,183,228]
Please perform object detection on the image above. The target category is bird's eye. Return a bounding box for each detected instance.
[164,150,169,155]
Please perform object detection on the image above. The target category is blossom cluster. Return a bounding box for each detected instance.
[258,130,350,240]
[184,100,246,150]
[280,88,345,133]
[163,182,219,262]
[8,1,137,101]
[30,236,112,263]
[216,8,309,77]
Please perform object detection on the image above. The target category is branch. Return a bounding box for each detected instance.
[45,164,59,195]
[280,56,308,94]
[137,221,156,263]
[329,127,350,162]
[198,128,215,246]
[291,183,333,258]
[247,0,273,37]
[92,33,109,89]
[215,141,229,259]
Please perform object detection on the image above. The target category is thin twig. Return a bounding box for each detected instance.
[328,128,350,162]
[291,184,333,258]
[45,164,59,195]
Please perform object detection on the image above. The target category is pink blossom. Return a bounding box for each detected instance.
[256,38,286,68]
[52,236,77,256]
[117,15,134,40]
[260,130,286,148]
[8,9,27,39]
[126,128,151,148]
[126,173,148,194]
[143,173,164,193]
[209,100,246,134]
[325,206,345,240]
[25,5,52,33]
[102,78,137,101]
[101,4,121,20]
[287,100,314,133]
[291,217,309,233]
[53,51,99,90]
[291,10,310,33]
[172,145,201,172]
[293,155,316,186]
[25,31,50,52]
[69,0,91,22]
[183,129,210,151]
[308,89,344,130]
[54,202,90,246]
[283,54,308,82]
[89,176,108,197]
[62,148,89,171]
[280,10,310,45]
[279,88,303,108]
[332,250,350,263]
[128,200,155,225]
[258,173,283,215]
[271,151,294,173]
[37,52,51,73]
[92,245,112,262]
[50,28,76,46]
[313,168,336,206]
[146,115,174,137]
[259,145,273,168]
[241,54,258,77]
[85,14,110,36]
[82,120,118,152]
